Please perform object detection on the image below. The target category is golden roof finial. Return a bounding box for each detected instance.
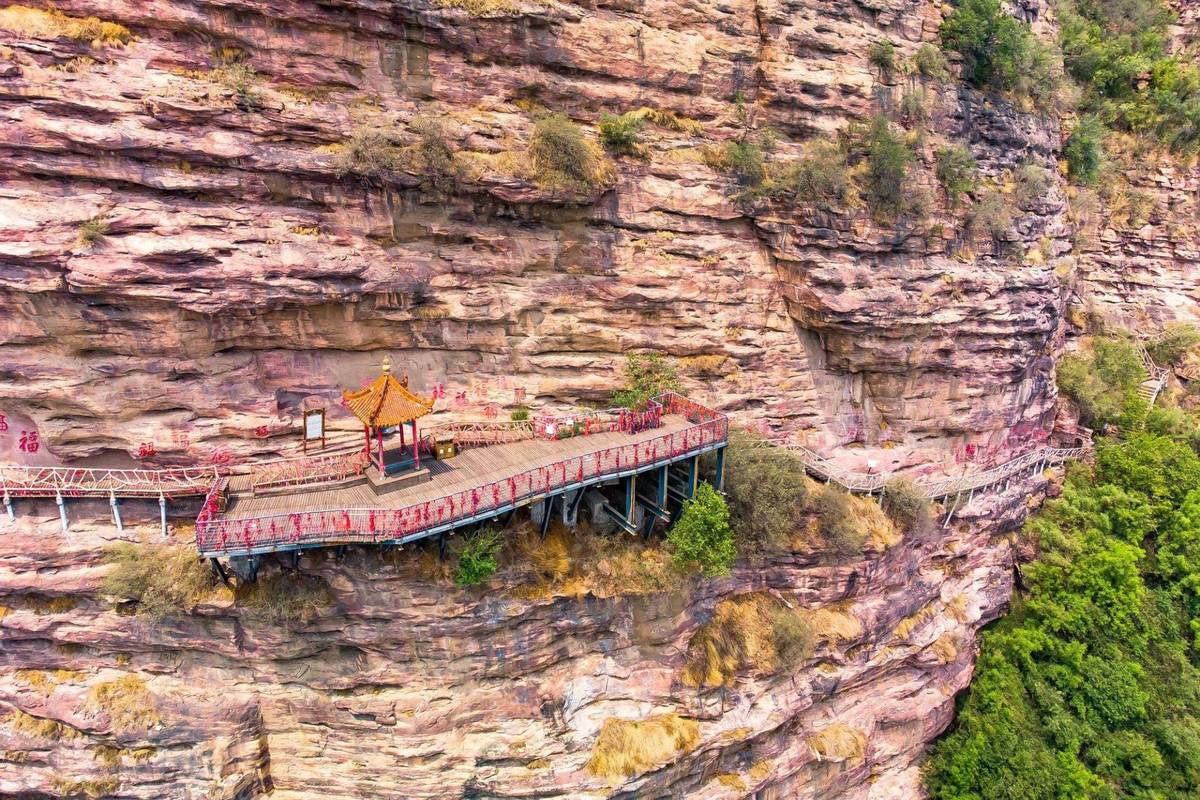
[381,354,392,374]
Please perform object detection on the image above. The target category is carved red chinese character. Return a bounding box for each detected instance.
[209,448,233,465]
[484,404,499,418]
[255,425,269,438]
[431,382,446,400]
[0,413,8,432]
[137,442,156,459]
[513,388,526,404]
[18,431,39,453]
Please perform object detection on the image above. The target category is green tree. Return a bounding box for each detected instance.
[612,353,681,410]
[721,429,809,555]
[935,144,978,208]
[455,528,504,587]
[668,482,737,577]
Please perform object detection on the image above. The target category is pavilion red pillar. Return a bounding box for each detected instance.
[376,426,385,472]
[412,420,420,469]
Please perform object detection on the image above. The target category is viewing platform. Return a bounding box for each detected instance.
[194,393,729,559]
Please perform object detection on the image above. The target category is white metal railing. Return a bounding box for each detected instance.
[0,464,219,499]
[780,441,1085,500]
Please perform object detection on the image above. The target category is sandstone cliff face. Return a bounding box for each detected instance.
[1,0,1193,798]
[0,485,1042,800]
[0,0,1072,475]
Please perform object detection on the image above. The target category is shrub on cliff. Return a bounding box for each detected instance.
[766,140,851,208]
[611,353,680,410]
[721,429,809,555]
[454,528,504,587]
[912,43,949,81]
[529,113,601,188]
[856,116,915,220]
[1059,0,1200,152]
[1065,116,1104,185]
[335,127,402,178]
[101,543,216,619]
[814,484,868,557]
[882,478,932,535]
[934,144,977,209]
[668,482,737,577]
[1057,337,1148,430]
[599,112,645,156]
[939,0,1059,110]
[407,114,460,194]
[1148,322,1200,366]
[867,40,897,80]
[76,216,109,248]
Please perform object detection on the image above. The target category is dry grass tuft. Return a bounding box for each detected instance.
[851,494,902,550]
[235,571,333,624]
[7,708,82,740]
[86,675,160,732]
[682,593,814,688]
[894,602,938,640]
[507,522,680,599]
[807,722,866,762]
[587,713,700,780]
[50,776,120,798]
[15,668,84,695]
[806,604,864,644]
[930,633,959,664]
[0,6,133,46]
[102,542,216,618]
[715,773,747,790]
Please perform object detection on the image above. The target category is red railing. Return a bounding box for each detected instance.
[196,393,727,556]
[533,398,663,441]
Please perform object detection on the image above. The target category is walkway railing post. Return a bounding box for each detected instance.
[159,494,168,539]
[110,491,123,534]
[56,491,68,534]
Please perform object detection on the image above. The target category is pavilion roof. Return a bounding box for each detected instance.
[342,366,434,428]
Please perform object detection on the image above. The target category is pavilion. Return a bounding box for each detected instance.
[342,356,434,476]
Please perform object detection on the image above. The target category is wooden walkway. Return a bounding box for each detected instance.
[224,415,694,520]
[196,394,729,557]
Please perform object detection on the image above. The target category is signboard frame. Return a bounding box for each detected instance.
[303,408,326,453]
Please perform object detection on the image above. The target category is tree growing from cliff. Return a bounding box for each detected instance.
[1057,336,1148,430]
[857,116,915,221]
[668,482,737,577]
[612,353,681,410]
[454,528,504,587]
[721,429,809,556]
[939,0,1060,110]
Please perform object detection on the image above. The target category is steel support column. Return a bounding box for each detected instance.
[56,492,67,534]
[158,494,168,538]
[3,491,12,523]
[713,446,726,492]
[109,492,123,533]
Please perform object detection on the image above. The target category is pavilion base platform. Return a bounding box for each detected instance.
[366,465,432,495]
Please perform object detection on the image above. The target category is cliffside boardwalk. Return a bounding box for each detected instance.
[0,345,1169,553]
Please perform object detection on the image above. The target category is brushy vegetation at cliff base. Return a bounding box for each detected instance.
[927,351,1200,799]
